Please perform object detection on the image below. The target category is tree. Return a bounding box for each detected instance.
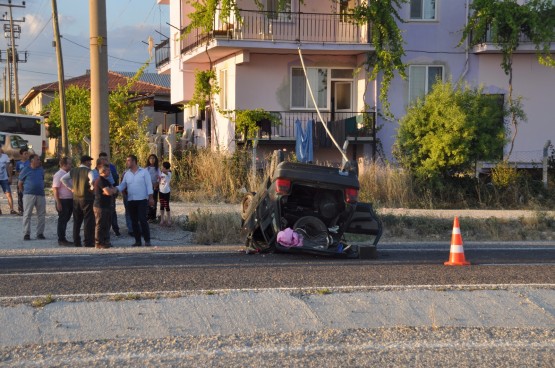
[44,67,151,168]
[44,85,91,148]
[393,80,507,180]
[460,0,555,158]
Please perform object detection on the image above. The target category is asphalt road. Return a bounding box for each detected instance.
[1,244,554,366]
[1,244,554,298]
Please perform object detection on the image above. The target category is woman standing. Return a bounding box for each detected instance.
[146,154,161,222]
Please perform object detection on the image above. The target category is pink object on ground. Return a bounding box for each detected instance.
[276,228,303,247]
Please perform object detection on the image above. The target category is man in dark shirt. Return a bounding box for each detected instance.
[18,154,45,240]
[61,155,95,247]
[93,164,116,249]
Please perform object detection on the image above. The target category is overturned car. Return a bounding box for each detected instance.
[241,151,382,259]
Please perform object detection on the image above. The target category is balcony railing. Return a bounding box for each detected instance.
[155,38,170,68]
[236,111,377,146]
[177,9,370,55]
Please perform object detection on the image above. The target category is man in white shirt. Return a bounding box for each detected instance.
[117,155,154,246]
[52,157,73,246]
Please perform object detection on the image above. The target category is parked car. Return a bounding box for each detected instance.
[0,133,30,163]
[242,150,382,259]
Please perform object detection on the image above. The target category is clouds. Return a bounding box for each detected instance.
[8,1,169,99]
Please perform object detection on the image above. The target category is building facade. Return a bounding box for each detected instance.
[155,0,555,166]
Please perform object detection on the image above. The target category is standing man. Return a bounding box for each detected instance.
[52,157,73,246]
[15,148,29,215]
[18,154,46,240]
[93,164,117,249]
[117,155,154,246]
[0,146,17,215]
[99,152,120,236]
[61,155,95,247]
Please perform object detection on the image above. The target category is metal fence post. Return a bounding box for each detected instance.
[543,140,551,189]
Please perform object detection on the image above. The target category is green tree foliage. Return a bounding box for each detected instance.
[44,85,91,146]
[107,66,151,169]
[460,0,555,157]
[393,80,507,180]
[350,0,407,118]
[44,67,151,169]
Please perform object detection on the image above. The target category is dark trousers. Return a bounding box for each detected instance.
[57,198,73,241]
[128,199,150,243]
[111,195,119,233]
[73,198,95,246]
[17,190,23,214]
[94,207,112,245]
[147,189,159,220]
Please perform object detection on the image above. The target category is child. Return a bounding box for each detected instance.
[159,161,172,226]
[146,154,161,222]
[93,164,117,248]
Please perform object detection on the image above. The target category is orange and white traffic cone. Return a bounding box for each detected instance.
[444,216,470,266]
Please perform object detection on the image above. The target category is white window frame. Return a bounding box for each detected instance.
[409,0,437,21]
[408,65,444,103]
[290,67,354,111]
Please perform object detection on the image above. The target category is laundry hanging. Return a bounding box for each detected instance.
[295,119,313,163]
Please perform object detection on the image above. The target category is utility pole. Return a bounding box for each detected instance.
[89,0,109,159]
[51,0,68,156]
[0,1,25,113]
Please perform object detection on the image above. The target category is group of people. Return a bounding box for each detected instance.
[1,150,172,249]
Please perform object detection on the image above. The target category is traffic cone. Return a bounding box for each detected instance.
[444,216,470,266]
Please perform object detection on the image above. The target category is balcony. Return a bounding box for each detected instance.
[155,9,372,65]
[471,26,555,54]
[236,111,377,147]
[155,38,170,69]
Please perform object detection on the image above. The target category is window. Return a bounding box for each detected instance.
[219,69,228,110]
[291,67,354,110]
[339,0,357,22]
[409,65,443,103]
[267,0,292,20]
[410,0,436,20]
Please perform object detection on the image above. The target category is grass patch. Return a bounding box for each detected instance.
[109,293,142,302]
[31,295,55,308]
[315,288,333,295]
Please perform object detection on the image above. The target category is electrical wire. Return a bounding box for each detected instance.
[297,47,349,164]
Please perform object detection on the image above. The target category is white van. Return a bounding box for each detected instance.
[0,113,46,157]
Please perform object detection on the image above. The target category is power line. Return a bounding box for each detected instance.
[62,36,146,65]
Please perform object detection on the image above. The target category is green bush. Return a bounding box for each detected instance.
[393,80,506,181]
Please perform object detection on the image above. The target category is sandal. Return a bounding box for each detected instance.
[10,210,17,215]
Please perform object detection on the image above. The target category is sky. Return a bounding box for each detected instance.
[5,0,169,99]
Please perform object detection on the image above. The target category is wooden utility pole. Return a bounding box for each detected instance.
[89,0,110,159]
[51,0,69,156]
[7,2,19,113]
[0,1,26,113]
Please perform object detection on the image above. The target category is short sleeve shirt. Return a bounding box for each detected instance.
[159,172,171,194]
[52,169,73,199]
[18,166,45,196]
[94,176,112,209]
[0,154,9,180]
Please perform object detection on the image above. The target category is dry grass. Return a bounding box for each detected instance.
[186,208,244,245]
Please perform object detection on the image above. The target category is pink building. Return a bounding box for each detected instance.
[155,0,555,166]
